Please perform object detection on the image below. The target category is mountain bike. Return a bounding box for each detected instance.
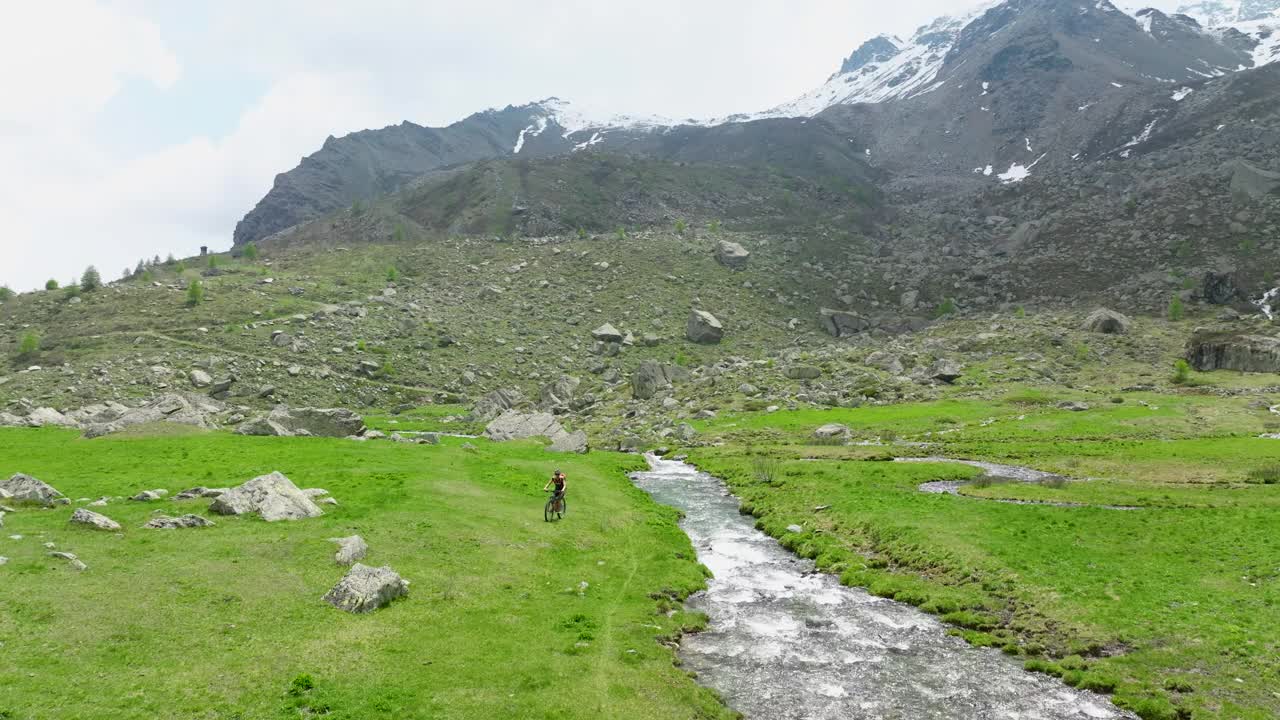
[544,491,566,522]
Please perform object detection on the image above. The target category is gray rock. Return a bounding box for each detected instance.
[330,535,369,566]
[632,361,689,400]
[786,365,822,380]
[1084,308,1132,335]
[1057,401,1091,412]
[786,524,804,534]
[189,369,213,388]
[322,563,409,613]
[0,473,66,506]
[145,514,216,529]
[175,487,226,500]
[25,407,76,428]
[714,240,750,269]
[50,551,87,571]
[675,423,697,442]
[686,310,724,344]
[130,489,169,502]
[818,308,869,338]
[0,556,7,566]
[484,411,587,453]
[813,423,851,440]
[539,375,582,412]
[235,406,365,438]
[865,351,905,374]
[467,388,526,422]
[209,471,324,522]
[80,393,225,438]
[930,359,964,384]
[591,323,624,343]
[71,508,121,531]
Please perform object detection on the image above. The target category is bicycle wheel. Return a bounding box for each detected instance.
[545,498,555,522]
[558,497,566,519]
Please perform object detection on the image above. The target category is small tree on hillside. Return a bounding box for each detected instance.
[242,242,259,261]
[80,266,101,292]
[134,259,146,276]
[386,266,399,282]
[0,286,13,302]
[186,279,204,307]
[1168,295,1185,321]
[44,279,59,291]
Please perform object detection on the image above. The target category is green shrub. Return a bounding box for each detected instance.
[185,280,204,307]
[0,286,13,302]
[674,219,687,235]
[174,261,186,274]
[1168,295,1184,321]
[207,255,218,269]
[242,242,259,261]
[707,219,721,234]
[18,332,40,356]
[576,227,587,240]
[1170,359,1191,385]
[63,284,81,299]
[386,267,399,282]
[44,279,58,291]
[615,227,627,241]
[935,298,957,318]
[1014,305,1026,318]
[1162,677,1194,693]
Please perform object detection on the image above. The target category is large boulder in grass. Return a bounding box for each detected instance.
[0,473,66,506]
[813,424,851,441]
[714,240,750,269]
[323,564,409,613]
[1083,308,1131,335]
[686,310,724,344]
[209,471,323,521]
[70,508,122,531]
[330,535,369,566]
[235,406,364,438]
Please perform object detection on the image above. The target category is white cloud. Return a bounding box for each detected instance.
[0,0,978,292]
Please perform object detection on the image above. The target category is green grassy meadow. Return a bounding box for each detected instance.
[683,394,1280,720]
[0,428,730,720]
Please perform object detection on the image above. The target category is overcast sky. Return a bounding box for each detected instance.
[0,0,1000,292]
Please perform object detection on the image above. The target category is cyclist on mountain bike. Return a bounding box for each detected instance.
[543,470,567,513]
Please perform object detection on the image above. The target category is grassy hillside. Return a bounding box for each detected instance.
[0,428,731,720]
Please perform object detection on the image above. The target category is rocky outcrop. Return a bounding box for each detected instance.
[483,411,588,453]
[786,365,822,380]
[538,375,583,413]
[632,361,689,400]
[77,394,225,438]
[714,240,750,269]
[1083,309,1131,335]
[686,310,724,344]
[70,508,122,531]
[330,535,369,566]
[1186,330,1280,373]
[1198,271,1244,305]
[1230,159,1280,201]
[467,388,526,422]
[209,471,324,522]
[0,473,66,506]
[818,308,869,338]
[322,563,409,614]
[235,406,365,438]
[145,515,216,529]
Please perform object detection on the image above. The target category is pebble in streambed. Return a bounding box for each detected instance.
[631,456,1131,720]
